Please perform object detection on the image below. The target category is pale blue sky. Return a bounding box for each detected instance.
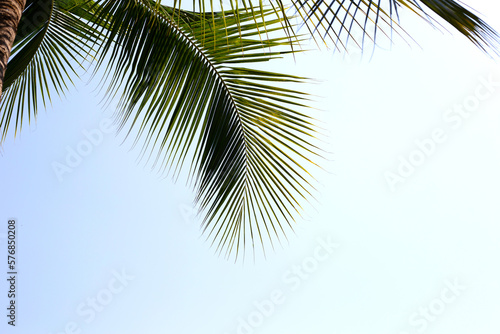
[1,1,500,333]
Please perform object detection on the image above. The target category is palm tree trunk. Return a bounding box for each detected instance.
[0,0,26,101]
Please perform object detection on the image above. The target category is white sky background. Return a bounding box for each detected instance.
[1,1,500,333]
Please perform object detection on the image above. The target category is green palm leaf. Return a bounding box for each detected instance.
[0,0,98,141]
[283,0,499,53]
[408,0,498,53]
[91,0,322,260]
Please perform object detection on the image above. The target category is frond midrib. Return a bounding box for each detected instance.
[138,0,254,217]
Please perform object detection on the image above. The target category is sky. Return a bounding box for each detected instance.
[1,1,500,334]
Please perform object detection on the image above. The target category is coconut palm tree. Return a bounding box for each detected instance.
[0,0,498,260]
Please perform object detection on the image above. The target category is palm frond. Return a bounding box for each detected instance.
[91,0,322,260]
[273,0,498,53]
[166,0,499,55]
[289,0,406,51]
[402,0,499,54]
[0,0,98,142]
